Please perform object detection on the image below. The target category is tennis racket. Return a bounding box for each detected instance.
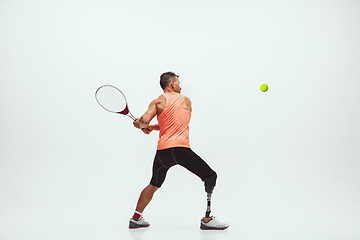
[95,85,136,120]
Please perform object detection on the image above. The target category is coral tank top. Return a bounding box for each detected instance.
[157,93,191,150]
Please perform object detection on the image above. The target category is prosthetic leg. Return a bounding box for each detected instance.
[200,172,229,230]
[203,172,217,218]
[205,192,212,218]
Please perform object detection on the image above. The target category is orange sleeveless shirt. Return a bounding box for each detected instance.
[157,93,191,150]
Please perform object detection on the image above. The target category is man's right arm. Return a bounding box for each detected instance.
[133,99,160,134]
[137,100,157,129]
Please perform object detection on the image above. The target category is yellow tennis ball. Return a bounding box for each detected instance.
[260,84,268,92]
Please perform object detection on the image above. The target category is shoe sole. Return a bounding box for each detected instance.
[200,223,229,230]
[129,226,150,229]
[129,221,150,229]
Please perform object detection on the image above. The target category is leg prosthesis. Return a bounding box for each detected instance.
[203,172,217,194]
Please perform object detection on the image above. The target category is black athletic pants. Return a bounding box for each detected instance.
[150,147,216,188]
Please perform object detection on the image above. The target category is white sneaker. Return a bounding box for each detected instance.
[200,216,229,230]
[129,216,150,229]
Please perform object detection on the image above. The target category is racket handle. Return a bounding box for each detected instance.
[128,113,137,121]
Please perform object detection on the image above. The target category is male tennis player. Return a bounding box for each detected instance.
[130,72,228,230]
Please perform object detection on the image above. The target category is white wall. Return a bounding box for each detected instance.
[1,0,359,239]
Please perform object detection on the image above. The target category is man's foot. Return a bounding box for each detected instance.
[129,217,150,229]
[200,216,229,230]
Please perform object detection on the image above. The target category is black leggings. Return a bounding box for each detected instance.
[150,147,216,188]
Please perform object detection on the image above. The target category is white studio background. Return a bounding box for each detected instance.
[1,0,360,240]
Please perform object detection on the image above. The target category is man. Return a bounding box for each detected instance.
[130,72,228,230]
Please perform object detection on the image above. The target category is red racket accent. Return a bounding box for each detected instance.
[118,105,130,115]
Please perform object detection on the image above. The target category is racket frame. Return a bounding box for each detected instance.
[95,84,137,121]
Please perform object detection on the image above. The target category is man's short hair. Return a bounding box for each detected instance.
[160,72,179,90]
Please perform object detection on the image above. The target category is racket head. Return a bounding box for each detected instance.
[95,85,136,120]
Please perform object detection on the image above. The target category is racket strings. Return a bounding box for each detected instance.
[96,85,128,113]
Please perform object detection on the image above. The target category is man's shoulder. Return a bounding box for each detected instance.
[154,93,189,103]
[150,94,166,106]
[155,94,166,102]
[174,93,189,100]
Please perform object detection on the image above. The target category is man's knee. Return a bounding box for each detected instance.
[203,172,217,193]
